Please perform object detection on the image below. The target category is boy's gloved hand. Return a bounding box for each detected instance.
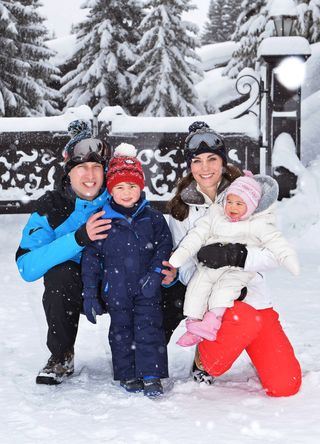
[139,270,163,298]
[82,294,105,324]
[197,242,248,269]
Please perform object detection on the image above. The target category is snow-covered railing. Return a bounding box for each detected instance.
[0,103,261,214]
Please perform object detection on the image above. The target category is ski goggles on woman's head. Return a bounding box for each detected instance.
[184,129,227,166]
[185,130,225,152]
[63,138,110,164]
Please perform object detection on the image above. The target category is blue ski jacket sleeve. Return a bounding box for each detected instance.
[16,188,109,282]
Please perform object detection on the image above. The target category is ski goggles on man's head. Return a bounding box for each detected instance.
[63,138,110,164]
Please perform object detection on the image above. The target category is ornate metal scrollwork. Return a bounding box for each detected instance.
[235,73,264,117]
[0,136,64,207]
[137,144,186,198]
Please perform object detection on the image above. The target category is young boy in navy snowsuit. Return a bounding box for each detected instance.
[81,143,173,397]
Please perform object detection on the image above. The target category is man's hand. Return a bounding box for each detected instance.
[86,211,112,241]
[161,261,177,285]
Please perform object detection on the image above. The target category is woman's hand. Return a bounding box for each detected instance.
[161,261,177,285]
[197,242,248,268]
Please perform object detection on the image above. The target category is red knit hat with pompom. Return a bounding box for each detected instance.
[106,143,145,193]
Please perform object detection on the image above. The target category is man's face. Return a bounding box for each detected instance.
[68,162,104,200]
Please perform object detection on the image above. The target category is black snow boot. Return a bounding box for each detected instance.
[192,360,215,385]
[36,351,74,385]
[143,378,164,397]
[120,378,144,393]
[192,348,215,385]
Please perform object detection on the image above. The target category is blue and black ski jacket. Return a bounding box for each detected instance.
[15,183,109,282]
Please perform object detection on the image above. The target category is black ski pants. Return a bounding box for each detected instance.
[42,261,83,358]
[161,281,187,344]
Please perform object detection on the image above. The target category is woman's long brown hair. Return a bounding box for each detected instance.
[167,164,243,221]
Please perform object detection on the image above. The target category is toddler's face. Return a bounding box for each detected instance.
[225,193,247,221]
[111,182,141,207]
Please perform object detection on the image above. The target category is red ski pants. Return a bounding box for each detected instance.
[198,301,301,397]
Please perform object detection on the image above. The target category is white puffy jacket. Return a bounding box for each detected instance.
[169,176,288,309]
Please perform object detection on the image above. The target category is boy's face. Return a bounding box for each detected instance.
[68,162,104,200]
[225,193,247,221]
[111,182,141,207]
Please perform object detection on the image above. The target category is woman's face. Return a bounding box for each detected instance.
[190,152,223,195]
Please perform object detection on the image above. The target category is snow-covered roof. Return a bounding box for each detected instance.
[196,42,239,71]
[0,105,92,132]
[258,37,311,58]
[195,68,238,110]
[100,110,259,138]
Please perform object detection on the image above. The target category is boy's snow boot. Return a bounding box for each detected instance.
[187,311,221,341]
[120,378,144,393]
[191,347,215,385]
[143,377,163,397]
[36,351,74,385]
[176,331,202,347]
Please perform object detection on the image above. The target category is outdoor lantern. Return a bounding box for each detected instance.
[271,14,296,37]
[270,0,298,37]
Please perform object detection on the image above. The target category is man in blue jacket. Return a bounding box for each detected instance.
[15,120,112,385]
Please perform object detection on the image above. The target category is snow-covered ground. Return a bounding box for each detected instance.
[1,155,320,444]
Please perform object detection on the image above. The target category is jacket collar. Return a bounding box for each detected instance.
[74,189,110,211]
[180,176,234,207]
[180,180,221,207]
[102,195,149,221]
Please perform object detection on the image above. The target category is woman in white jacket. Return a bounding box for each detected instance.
[164,121,301,396]
[169,173,300,346]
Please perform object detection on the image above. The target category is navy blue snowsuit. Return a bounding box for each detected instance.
[81,198,173,381]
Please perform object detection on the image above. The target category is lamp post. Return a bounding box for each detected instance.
[257,1,311,177]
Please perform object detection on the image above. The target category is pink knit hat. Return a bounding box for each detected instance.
[225,173,262,220]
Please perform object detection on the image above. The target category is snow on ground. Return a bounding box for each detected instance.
[1,156,320,443]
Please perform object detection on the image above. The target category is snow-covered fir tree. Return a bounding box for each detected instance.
[129,0,204,117]
[296,0,320,42]
[60,0,143,116]
[224,0,272,78]
[224,0,320,79]
[0,1,18,116]
[202,0,242,44]
[0,0,59,117]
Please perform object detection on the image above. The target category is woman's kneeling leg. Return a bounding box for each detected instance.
[199,301,263,376]
[246,308,301,397]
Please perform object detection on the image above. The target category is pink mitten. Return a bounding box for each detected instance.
[187,311,222,341]
[176,331,202,347]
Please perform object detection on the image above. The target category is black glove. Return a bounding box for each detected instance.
[197,243,248,269]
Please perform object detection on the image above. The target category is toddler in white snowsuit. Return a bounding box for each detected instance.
[169,173,300,346]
